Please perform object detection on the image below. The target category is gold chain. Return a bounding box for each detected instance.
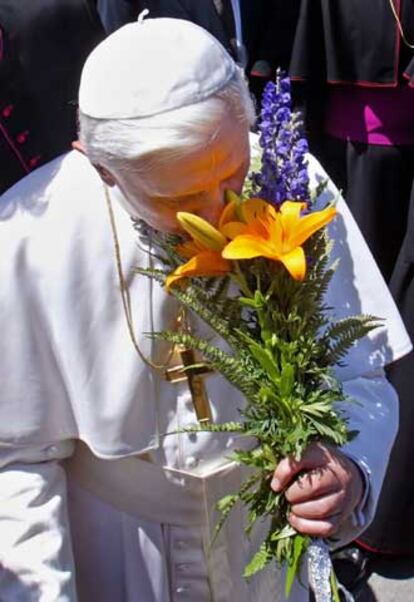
[104,185,179,374]
[388,0,414,50]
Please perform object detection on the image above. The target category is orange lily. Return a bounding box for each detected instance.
[222,199,336,281]
[165,211,233,289]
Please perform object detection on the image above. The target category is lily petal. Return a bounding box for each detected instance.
[220,221,248,240]
[242,198,277,224]
[288,205,336,248]
[242,199,274,239]
[222,190,245,224]
[279,246,307,281]
[166,251,231,289]
[279,200,307,218]
[267,212,284,253]
[219,199,239,230]
[177,212,227,252]
[176,240,204,259]
[279,200,306,236]
[223,235,278,260]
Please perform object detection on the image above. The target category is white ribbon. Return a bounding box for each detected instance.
[308,539,355,602]
[308,539,332,602]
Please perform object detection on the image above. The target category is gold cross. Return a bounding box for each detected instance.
[165,346,213,423]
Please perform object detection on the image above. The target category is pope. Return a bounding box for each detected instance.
[0,17,411,602]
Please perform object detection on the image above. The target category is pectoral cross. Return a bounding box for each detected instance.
[165,346,214,423]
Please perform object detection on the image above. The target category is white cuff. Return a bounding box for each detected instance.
[344,453,371,529]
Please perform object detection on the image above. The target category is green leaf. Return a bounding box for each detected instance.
[270,524,297,542]
[258,386,291,417]
[239,296,261,309]
[330,569,341,602]
[323,315,382,366]
[301,400,331,418]
[243,542,273,579]
[285,535,309,598]
[178,421,245,435]
[254,290,266,306]
[307,417,348,445]
[217,494,239,513]
[248,341,280,383]
[212,493,240,544]
[280,363,295,398]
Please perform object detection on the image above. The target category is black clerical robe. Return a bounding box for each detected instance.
[290,0,414,86]
[358,174,414,555]
[0,0,104,194]
[96,0,237,57]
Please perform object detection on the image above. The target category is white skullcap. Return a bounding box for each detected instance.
[79,17,237,119]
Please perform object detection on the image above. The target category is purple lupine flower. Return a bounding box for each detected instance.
[251,71,310,206]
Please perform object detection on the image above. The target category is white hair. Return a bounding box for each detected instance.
[78,69,255,197]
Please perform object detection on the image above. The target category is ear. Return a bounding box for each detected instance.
[92,164,117,187]
[71,140,117,186]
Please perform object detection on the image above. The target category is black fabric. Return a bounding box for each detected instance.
[314,136,414,282]
[0,0,104,194]
[251,1,301,73]
[359,183,414,555]
[145,0,236,56]
[290,0,414,86]
[96,0,140,33]
[238,0,265,71]
[95,1,282,75]
[94,1,285,102]
[97,0,235,56]
[96,0,247,58]
[220,0,237,46]
[241,0,301,103]
[96,0,288,73]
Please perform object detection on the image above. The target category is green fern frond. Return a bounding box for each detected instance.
[212,494,240,542]
[137,268,250,351]
[212,472,261,543]
[323,315,382,365]
[310,178,329,204]
[154,331,258,399]
[244,541,274,579]
[136,266,167,284]
[179,421,245,434]
[169,282,251,352]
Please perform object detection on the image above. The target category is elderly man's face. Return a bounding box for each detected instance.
[113,118,250,232]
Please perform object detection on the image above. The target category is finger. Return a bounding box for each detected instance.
[285,467,341,503]
[288,513,340,538]
[271,444,329,492]
[290,490,345,520]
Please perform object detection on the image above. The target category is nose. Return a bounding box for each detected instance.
[199,187,225,225]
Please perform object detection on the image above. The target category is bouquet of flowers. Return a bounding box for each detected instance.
[141,73,379,601]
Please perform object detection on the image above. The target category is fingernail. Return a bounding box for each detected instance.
[271,477,281,491]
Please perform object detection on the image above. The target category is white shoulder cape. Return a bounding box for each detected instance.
[0,150,410,457]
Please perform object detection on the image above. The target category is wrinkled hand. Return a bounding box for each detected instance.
[270,442,365,538]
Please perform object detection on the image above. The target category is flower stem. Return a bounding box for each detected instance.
[232,262,253,297]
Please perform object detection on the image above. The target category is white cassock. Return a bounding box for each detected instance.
[0,147,411,602]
